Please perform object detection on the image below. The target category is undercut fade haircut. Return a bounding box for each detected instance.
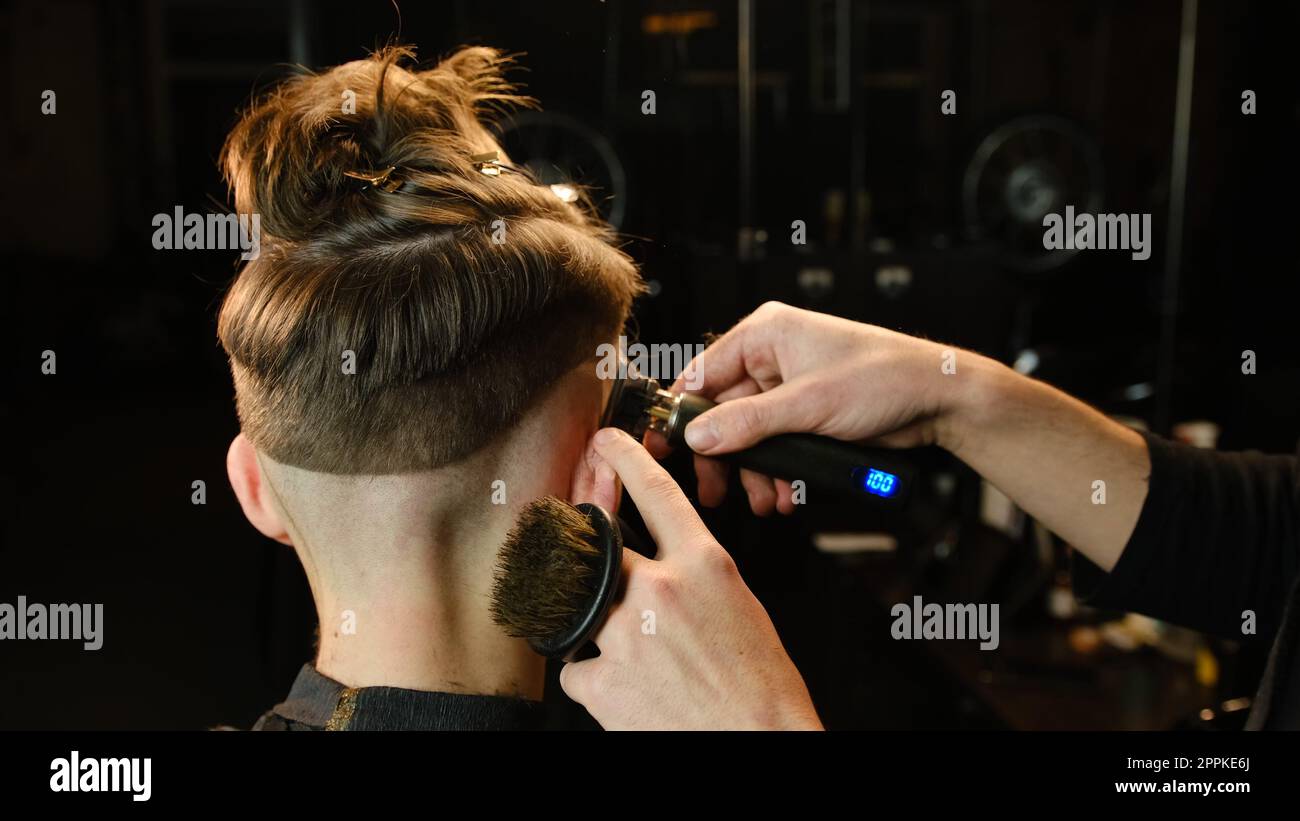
[217,45,643,474]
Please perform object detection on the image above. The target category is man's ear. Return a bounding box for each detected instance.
[227,434,293,545]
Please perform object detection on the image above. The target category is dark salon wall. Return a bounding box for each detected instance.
[2,0,1297,729]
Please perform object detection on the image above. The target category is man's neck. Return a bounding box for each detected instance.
[310,549,546,699]
[262,366,604,703]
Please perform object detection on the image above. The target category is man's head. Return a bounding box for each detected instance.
[217,45,641,694]
[218,45,641,476]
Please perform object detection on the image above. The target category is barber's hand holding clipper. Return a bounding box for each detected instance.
[665,300,1147,573]
[566,302,1148,728]
[561,426,823,730]
[560,303,966,730]
[655,301,970,514]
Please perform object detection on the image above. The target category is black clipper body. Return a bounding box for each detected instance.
[601,366,914,505]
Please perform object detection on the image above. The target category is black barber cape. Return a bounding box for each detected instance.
[253,664,548,731]
[1074,431,1300,729]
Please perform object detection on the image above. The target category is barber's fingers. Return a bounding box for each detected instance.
[775,479,796,515]
[688,377,760,505]
[701,459,796,515]
[669,304,786,399]
[585,550,655,654]
[694,384,800,515]
[573,437,622,514]
[738,469,778,516]
[649,376,761,463]
[694,453,729,508]
[558,655,605,710]
[682,380,808,456]
[713,377,764,404]
[592,428,712,558]
[642,428,672,460]
[559,550,657,710]
[583,549,646,656]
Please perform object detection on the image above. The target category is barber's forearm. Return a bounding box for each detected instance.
[937,356,1150,572]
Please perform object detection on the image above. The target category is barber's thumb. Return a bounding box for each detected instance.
[684,392,788,455]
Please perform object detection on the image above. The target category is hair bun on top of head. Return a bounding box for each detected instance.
[220,44,538,242]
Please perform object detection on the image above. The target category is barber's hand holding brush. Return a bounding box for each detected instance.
[560,427,822,730]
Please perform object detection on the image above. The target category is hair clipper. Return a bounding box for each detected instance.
[601,364,914,505]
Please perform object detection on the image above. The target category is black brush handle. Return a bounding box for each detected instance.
[530,503,623,661]
[668,394,913,504]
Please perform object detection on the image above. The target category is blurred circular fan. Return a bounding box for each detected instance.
[495,111,627,230]
[962,114,1105,275]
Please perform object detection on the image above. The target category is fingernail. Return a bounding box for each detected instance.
[594,427,620,446]
[684,418,719,452]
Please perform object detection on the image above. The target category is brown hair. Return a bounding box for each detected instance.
[217,46,642,474]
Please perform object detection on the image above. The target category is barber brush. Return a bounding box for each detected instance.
[490,496,623,660]
[603,365,915,504]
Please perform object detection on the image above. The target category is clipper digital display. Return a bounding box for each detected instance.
[853,467,900,499]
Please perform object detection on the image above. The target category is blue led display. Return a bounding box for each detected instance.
[858,467,899,498]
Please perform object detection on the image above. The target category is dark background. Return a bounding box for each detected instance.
[2,0,1297,729]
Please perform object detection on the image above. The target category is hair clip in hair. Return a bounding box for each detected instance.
[471,151,504,177]
[343,166,403,193]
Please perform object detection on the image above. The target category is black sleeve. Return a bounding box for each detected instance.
[1073,432,1300,641]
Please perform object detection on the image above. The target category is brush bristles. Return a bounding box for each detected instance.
[490,496,604,641]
